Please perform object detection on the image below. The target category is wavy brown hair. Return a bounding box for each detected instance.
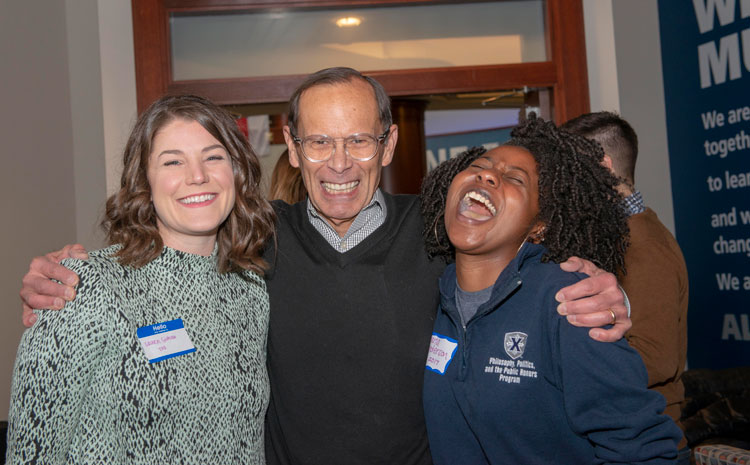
[102,94,276,275]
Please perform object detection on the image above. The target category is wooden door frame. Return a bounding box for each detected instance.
[131,0,589,122]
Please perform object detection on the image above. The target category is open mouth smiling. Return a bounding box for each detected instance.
[458,190,497,220]
[322,181,359,194]
[179,193,216,205]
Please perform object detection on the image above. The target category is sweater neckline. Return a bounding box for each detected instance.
[288,192,412,268]
[146,243,219,274]
[441,242,545,300]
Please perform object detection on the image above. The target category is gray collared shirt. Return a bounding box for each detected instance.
[620,190,641,316]
[623,190,646,216]
[307,188,387,252]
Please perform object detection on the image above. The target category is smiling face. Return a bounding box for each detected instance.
[147,118,236,255]
[284,79,397,237]
[445,145,542,263]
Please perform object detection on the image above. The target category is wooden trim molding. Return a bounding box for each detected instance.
[132,0,171,112]
[163,0,502,12]
[131,0,589,194]
[132,0,588,116]
[546,0,590,123]
[166,62,558,106]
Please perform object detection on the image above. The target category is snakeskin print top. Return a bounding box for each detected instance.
[7,245,269,464]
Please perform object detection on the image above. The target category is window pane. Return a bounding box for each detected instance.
[170,1,546,80]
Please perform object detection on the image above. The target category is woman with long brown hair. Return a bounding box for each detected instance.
[7,95,275,464]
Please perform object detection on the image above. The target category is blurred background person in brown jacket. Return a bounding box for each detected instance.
[562,111,690,464]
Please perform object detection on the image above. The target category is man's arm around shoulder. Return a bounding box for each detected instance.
[20,244,88,326]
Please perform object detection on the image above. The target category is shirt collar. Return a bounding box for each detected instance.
[623,190,646,216]
[306,188,387,252]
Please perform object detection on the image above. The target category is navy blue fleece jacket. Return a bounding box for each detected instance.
[423,242,681,464]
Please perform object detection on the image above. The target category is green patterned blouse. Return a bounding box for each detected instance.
[7,245,269,464]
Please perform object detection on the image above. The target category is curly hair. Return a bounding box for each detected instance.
[420,115,629,275]
[102,94,276,275]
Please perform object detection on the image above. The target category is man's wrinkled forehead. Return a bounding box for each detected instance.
[297,80,379,122]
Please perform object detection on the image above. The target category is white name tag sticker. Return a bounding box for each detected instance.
[426,333,458,375]
[137,318,196,363]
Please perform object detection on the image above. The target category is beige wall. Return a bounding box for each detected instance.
[1,0,78,421]
[583,0,675,233]
[611,0,674,233]
[0,0,135,421]
[67,0,108,248]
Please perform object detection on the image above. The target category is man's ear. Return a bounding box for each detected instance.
[380,124,398,168]
[601,154,614,172]
[283,126,301,168]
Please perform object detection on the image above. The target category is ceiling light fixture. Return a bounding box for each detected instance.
[336,17,361,27]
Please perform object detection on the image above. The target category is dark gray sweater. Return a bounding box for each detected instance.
[264,194,446,465]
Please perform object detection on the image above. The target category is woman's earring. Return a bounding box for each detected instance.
[531,227,546,243]
[433,214,442,246]
[433,212,448,251]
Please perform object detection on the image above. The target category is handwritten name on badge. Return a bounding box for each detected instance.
[426,333,458,375]
[137,318,195,363]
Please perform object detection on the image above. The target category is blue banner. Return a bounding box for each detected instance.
[658,0,750,368]
[425,127,513,171]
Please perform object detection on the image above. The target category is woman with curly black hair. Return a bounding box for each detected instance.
[420,115,681,464]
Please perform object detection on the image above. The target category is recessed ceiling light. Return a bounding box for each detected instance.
[336,17,361,27]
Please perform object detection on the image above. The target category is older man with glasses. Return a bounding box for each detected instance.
[20,67,632,465]
[267,67,631,465]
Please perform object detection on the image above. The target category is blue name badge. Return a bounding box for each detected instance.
[137,318,196,363]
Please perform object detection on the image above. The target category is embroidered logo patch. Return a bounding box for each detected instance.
[504,331,528,360]
[426,333,459,375]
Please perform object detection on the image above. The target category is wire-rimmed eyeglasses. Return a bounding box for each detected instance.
[291,129,390,163]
